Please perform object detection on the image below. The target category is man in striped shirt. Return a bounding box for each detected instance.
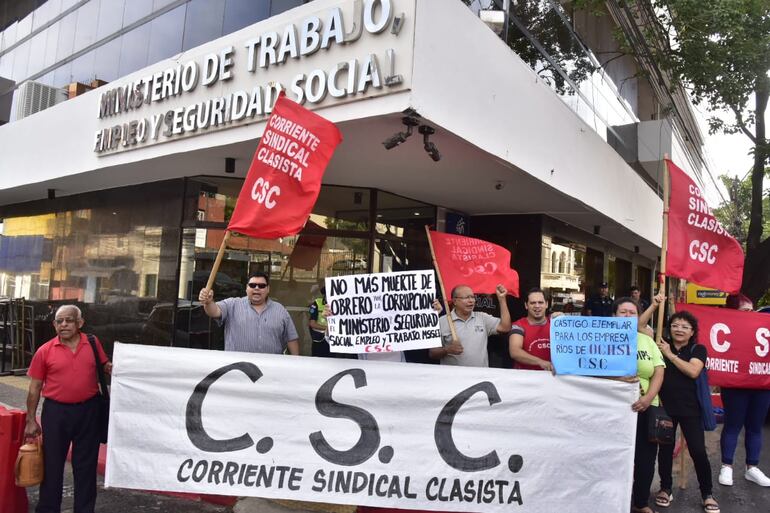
[199,272,299,355]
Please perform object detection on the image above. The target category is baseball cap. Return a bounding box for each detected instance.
[600,282,609,288]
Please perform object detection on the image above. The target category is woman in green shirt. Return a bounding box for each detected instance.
[614,297,666,513]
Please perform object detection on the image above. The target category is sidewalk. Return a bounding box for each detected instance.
[2,374,768,512]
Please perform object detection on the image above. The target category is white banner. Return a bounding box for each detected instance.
[324,270,441,353]
[106,343,637,513]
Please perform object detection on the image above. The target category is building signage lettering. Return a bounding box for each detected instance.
[94,0,407,155]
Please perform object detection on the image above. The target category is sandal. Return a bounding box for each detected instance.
[703,496,720,513]
[655,490,673,508]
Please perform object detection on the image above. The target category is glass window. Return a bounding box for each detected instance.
[118,23,150,77]
[61,0,80,11]
[147,4,185,65]
[271,0,306,16]
[55,11,78,62]
[96,0,126,40]
[70,50,96,84]
[16,13,33,41]
[182,0,226,51]
[0,52,14,79]
[2,22,18,52]
[26,32,48,78]
[153,0,179,9]
[223,0,270,36]
[73,0,100,53]
[12,41,31,82]
[93,37,121,82]
[540,234,586,314]
[52,61,73,87]
[122,0,153,27]
[311,187,370,232]
[375,191,434,239]
[43,22,61,68]
[33,0,62,31]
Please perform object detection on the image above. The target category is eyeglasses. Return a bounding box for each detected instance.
[247,282,269,289]
[453,295,476,301]
[670,324,692,330]
[54,317,77,325]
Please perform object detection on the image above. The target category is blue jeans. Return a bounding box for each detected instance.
[720,388,770,466]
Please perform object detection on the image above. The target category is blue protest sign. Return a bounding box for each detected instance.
[550,316,638,376]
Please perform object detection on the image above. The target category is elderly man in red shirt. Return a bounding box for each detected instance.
[24,305,112,513]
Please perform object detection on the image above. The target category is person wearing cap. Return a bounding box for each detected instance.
[586,281,613,317]
[199,271,299,355]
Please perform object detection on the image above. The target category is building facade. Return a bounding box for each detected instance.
[0,0,713,369]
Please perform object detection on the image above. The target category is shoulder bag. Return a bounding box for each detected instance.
[647,405,674,444]
[87,334,110,444]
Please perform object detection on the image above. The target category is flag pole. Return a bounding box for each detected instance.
[424,225,460,344]
[205,230,233,291]
[656,156,671,345]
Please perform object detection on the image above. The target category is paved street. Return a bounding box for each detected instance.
[2,375,769,512]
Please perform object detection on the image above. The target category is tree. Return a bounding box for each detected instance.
[574,0,770,303]
[713,170,770,247]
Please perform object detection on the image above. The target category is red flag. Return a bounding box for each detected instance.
[428,231,519,297]
[228,93,342,239]
[677,303,770,389]
[666,159,744,294]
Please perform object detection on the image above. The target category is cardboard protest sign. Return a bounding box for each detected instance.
[227,93,342,239]
[106,343,637,513]
[324,270,441,354]
[665,159,744,293]
[677,303,770,389]
[550,316,638,376]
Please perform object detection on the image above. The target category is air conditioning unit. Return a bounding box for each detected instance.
[15,81,67,120]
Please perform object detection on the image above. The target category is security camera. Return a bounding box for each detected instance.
[419,125,441,162]
[424,141,441,162]
[383,132,408,150]
[382,116,421,150]
[495,181,505,190]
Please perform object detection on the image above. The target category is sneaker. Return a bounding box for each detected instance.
[745,466,770,487]
[718,465,733,486]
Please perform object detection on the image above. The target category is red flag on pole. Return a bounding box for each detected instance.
[677,303,769,389]
[665,159,744,294]
[427,231,519,297]
[227,93,342,239]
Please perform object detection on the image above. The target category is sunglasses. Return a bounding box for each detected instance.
[247,282,269,289]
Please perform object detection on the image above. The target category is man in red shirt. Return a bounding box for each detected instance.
[24,305,112,513]
[509,287,553,371]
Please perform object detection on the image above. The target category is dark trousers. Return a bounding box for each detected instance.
[721,388,770,466]
[632,410,659,508]
[658,415,713,499]
[37,396,100,513]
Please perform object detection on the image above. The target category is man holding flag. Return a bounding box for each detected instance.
[429,283,511,367]
[196,92,342,356]
[425,230,519,368]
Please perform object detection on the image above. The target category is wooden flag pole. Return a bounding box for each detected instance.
[424,225,460,344]
[656,155,671,345]
[205,230,233,291]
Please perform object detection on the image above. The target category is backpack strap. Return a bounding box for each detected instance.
[86,334,109,400]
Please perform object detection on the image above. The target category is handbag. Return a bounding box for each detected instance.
[695,366,717,431]
[647,405,675,444]
[86,334,110,444]
[15,438,44,487]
